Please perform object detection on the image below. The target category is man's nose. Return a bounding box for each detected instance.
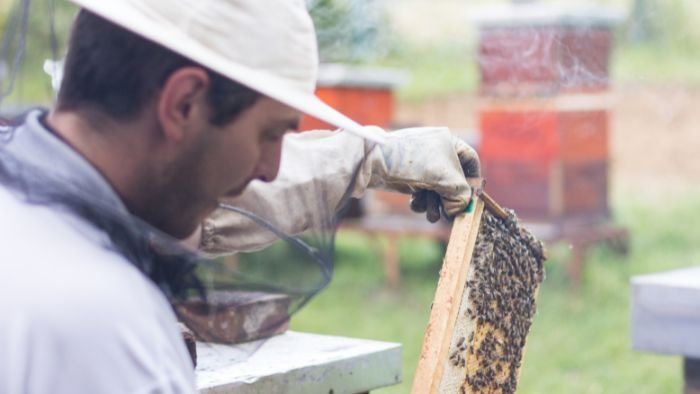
[253,142,283,182]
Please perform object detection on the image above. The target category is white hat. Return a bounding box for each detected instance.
[68,0,386,144]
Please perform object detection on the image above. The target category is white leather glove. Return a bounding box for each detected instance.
[200,126,480,255]
[362,126,481,222]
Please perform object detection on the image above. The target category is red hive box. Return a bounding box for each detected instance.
[301,86,394,130]
[480,104,610,221]
[299,64,406,131]
[479,108,608,163]
[475,6,620,96]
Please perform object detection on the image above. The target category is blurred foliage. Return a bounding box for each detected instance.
[0,1,12,31]
[308,0,392,63]
[1,0,75,107]
[611,0,700,84]
[624,0,700,50]
[293,192,700,393]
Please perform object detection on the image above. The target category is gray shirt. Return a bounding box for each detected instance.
[0,110,195,393]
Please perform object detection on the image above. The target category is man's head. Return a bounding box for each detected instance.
[65,0,383,142]
[52,10,301,238]
[57,9,263,130]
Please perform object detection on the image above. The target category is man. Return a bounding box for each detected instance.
[0,0,479,392]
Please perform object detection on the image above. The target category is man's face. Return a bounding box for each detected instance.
[152,97,300,239]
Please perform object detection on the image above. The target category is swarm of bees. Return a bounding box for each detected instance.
[453,208,546,394]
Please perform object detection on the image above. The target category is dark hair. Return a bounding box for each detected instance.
[57,10,260,126]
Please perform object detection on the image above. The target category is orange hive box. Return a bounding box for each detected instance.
[299,64,406,131]
[477,95,611,223]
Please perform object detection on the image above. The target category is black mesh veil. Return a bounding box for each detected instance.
[176,164,367,345]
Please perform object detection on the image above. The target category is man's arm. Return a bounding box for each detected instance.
[199,127,480,255]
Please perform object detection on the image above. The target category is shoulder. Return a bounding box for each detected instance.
[0,186,145,307]
[0,187,195,393]
[0,185,175,329]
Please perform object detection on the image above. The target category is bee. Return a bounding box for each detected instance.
[465,308,474,319]
[450,350,460,362]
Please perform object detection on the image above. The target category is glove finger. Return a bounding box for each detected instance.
[426,191,442,223]
[456,139,481,178]
[410,190,428,213]
[443,196,470,217]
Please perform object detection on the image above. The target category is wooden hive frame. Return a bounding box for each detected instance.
[412,192,546,394]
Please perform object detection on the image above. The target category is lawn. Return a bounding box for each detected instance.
[291,191,700,393]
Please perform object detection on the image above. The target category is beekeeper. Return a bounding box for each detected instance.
[0,0,480,392]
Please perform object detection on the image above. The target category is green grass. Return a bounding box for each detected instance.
[291,193,700,393]
[376,44,479,102]
[613,44,700,86]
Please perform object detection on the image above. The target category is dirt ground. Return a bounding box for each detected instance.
[395,83,700,202]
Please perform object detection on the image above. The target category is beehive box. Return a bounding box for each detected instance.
[479,109,608,162]
[412,194,546,393]
[474,6,621,96]
[478,103,610,222]
[300,86,394,131]
[481,159,609,221]
[299,64,406,131]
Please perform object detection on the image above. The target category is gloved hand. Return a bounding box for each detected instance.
[200,126,480,255]
[361,126,480,222]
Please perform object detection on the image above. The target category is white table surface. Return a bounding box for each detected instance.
[196,331,402,393]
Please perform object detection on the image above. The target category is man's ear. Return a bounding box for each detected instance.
[156,67,210,142]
